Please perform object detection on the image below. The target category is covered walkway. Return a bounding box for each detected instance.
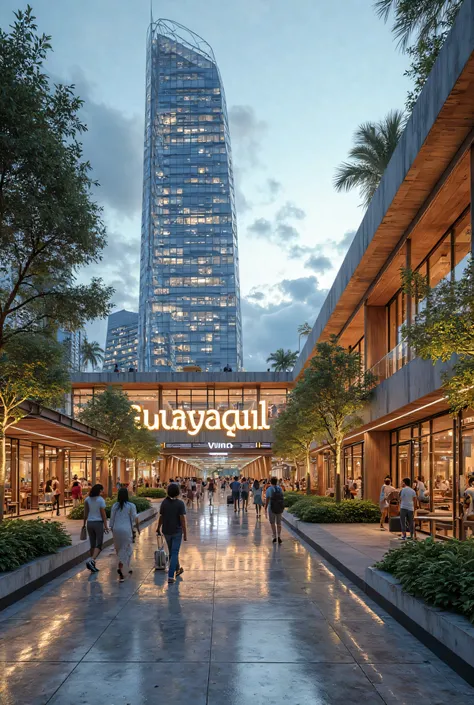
[0,496,472,704]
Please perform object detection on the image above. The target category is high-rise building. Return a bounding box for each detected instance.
[138,19,243,372]
[103,310,139,371]
[57,328,83,372]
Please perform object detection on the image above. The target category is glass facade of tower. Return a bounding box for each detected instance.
[138,19,243,372]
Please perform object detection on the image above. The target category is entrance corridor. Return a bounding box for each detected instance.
[1,498,473,704]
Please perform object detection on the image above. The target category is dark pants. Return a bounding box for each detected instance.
[164,532,182,579]
[52,494,60,514]
[400,508,414,537]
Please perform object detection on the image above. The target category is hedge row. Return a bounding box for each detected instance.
[67,495,151,520]
[288,495,380,523]
[0,518,71,572]
[376,538,474,623]
[135,487,166,499]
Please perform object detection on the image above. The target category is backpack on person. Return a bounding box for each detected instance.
[270,486,285,514]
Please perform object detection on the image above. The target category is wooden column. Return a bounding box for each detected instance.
[363,430,390,502]
[112,457,118,490]
[471,144,474,254]
[317,454,324,495]
[57,450,65,506]
[31,444,39,510]
[265,456,272,478]
[91,450,97,486]
[364,304,387,370]
[100,458,107,485]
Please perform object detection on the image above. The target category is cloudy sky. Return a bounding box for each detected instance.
[0,0,410,369]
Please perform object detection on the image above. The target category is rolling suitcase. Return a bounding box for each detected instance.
[389,516,401,532]
[154,535,169,570]
[227,493,234,505]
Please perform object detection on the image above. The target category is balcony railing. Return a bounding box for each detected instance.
[368,341,413,383]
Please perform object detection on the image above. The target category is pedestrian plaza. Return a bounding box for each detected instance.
[0,497,472,704]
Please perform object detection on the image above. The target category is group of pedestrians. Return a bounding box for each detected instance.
[81,474,286,585]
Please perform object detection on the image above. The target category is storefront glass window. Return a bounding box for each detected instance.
[260,390,287,419]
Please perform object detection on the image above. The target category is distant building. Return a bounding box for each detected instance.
[103,310,139,371]
[57,328,83,373]
[138,19,243,372]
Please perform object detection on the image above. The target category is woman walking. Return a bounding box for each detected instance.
[252,479,263,519]
[110,488,140,582]
[83,484,109,573]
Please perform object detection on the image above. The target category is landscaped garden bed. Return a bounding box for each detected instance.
[286,494,380,523]
[67,495,151,520]
[375,537,474,623]
[0,518,72,572]
[135,487,166,499]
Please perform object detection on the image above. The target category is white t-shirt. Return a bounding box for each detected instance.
[400,487,417,511]
[416,481,426,499]
[379,484,396,504]
[85,495,106,521]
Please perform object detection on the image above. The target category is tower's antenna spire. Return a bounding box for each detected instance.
[150,0,153,25]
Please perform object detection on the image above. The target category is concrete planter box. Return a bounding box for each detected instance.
[366,566,474,683]
[0,505,158,609]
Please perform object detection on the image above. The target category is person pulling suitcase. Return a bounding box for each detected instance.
[156,482,187,584]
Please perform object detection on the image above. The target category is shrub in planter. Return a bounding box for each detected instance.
[136,487,166,499]
[290,498,379,523]
[375,537,474,623]
[283,491,305,508]
[67,495,151,520]
[0,518,72,572]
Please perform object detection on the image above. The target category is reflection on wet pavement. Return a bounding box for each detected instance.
[0,498,473,704]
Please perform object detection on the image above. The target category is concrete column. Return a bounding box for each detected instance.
[91,450,97,486]
[363,430,390,502]
[31,444,39,510]
[364,304,387,371]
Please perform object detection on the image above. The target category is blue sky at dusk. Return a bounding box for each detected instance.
[0,0,410,368]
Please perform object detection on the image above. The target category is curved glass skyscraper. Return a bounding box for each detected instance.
[138,19,243,372]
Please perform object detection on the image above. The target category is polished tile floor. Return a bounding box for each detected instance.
[1,497,473,704]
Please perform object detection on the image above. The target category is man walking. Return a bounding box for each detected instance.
[265,477,284,544]
[241,477,250,512]
[157,482,187,584]
[230,475,241,512]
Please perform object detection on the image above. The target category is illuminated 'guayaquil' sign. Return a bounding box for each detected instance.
[132,401,270,438]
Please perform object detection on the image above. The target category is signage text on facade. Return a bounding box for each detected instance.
[132,401,270,438]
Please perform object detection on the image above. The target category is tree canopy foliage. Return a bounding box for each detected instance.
[0,6,113,352]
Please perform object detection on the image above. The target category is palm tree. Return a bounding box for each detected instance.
[297,322,312,351]
[374,0,461,49]
[333,110,406,208]
[267,348,299,372]
[81,339,104,371]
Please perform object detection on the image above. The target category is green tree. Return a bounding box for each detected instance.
[273,394,322,495]
[0,335,69,520]
[297,322,312,351]
[77,386,137,497]
[0,7,113,353]
[118,425,161,485]
[402,260,474,413]
[296,338,376,502]
[333,110,406,208]
[81,339,104,371]
[374,0,462,111]
[266,348,299,372]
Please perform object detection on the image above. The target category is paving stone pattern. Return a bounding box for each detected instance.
[0,497,473,704]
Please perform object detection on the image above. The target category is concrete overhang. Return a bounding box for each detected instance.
[294,0,474,378]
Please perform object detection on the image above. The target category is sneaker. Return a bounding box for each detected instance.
[176,567,184,577]
[86,560,98,573]
[278,537,282,544]
[398,536,406,541]
[272,538,277,543]
[380,526,386,531]
[117,569,125,582]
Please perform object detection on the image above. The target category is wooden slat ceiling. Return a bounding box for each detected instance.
[7,417,105,450]
[310,55,474,349]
